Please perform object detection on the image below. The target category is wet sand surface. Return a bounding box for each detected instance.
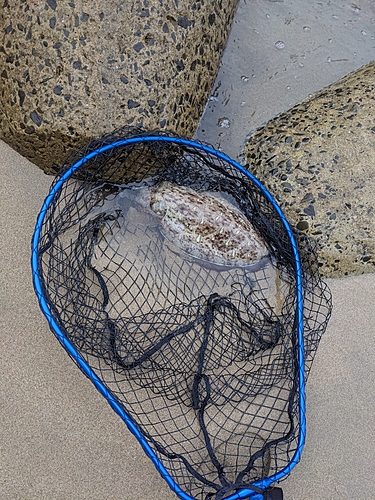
[2,0,375,498]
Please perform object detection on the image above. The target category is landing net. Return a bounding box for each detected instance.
[32,128,332,500]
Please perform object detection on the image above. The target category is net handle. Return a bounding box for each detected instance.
[31,135,305,500]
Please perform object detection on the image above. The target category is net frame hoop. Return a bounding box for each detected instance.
[31,135,305,500]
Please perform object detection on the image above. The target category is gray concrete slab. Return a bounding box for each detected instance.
[195,0,375,159]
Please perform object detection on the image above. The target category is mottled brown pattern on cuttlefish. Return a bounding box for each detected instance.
[147,182,268,268]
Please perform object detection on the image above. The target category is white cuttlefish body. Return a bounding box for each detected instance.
[144,181,269,269]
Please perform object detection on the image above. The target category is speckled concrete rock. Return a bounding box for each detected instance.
[0,0,238,173]
[243,61,375,278]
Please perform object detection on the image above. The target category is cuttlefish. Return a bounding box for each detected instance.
[141,181,269,268]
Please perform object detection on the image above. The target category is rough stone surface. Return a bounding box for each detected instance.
[0,0,238,173]
[243,61,375,279]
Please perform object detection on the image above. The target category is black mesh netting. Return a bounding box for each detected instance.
[34,128,332,500]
